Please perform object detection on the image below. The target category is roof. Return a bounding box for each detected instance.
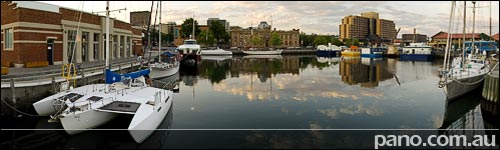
[11,1,129,23]
[493,33,499,41]
[432,32,482,39]
[13,1,60,13]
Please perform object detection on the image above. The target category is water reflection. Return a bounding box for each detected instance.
[339,57,394,88]
[0,105,174,149]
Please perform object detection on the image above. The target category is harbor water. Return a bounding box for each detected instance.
[1,55,498,149]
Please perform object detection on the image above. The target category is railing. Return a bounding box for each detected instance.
[1,59,153,84]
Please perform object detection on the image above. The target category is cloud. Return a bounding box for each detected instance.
[41,1,500,36]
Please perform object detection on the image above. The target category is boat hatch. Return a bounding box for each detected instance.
[87,96,103,102]
[58,93,84,102]
[97,101,141,114]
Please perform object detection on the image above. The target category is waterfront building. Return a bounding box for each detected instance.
[492,33,499,43]
[339,12,397,45]
[1,1,142,67]
[402,34,428,45]
[230,21,300,48]
[430,31,489,50]
[130,11,150,28]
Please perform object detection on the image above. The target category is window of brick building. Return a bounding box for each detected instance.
[4,28,13,50]
[93,33,99,60]
[67,30,77,63]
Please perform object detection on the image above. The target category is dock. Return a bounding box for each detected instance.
[230,49,316,55]
[482,60,499,103]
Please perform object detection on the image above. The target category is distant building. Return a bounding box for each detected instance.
[130,11,150,27]
[493,33,499,42]
[339,12,397,45]
[430,31,489,50]
[207,18,229,32]
[257,21,270,29]
[402,34,428,45]
[160,22,178,45]
[1,1,142,66]
[230,22,300,48]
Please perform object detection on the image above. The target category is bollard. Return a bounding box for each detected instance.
[119,64,122,74]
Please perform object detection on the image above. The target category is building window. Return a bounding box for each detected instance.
[120,35,125,58]
[82,31,89,61]
[113,35,117,58]
[67,30,77,63]
[126,36,131,56]
[93,33,99,60]
[4,28,13,50]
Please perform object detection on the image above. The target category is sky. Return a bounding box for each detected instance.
[39,1,499,38]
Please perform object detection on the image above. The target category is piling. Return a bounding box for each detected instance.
[482,62,499,103]
[51,77,56,94]
[10,78,16,117]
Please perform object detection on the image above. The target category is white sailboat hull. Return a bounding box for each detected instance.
[200,49,233,55]
[33,95,62,116]
[242,50,282,55]
[445,73,486,100]
[149,63,180,79]
[60,110,119,135]
[128,90,173,143]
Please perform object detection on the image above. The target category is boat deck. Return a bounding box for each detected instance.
[97,101,141,114]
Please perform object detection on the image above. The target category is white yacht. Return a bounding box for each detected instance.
[200,47,232,55]
[177,39,201,55]
[33,1,174,143]
[242,48,283,55]
[439,1,491,100]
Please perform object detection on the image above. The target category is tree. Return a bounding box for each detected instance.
[313,36,328,46]
[332,38,343,46]
[209,21,228,44]
[197,30,216,47]
[343,38,360,46]
[250,35,263,48]
[180,18,201,39]
[269,32,283,48]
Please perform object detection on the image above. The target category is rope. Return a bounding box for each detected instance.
[0,97,46,117]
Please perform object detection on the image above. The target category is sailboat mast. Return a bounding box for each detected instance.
[489,1,492,40]
[472,1,476,55]
[443,1,455,71]
[192,15,195,39]
[105,1,110,93]
[159,1,162,63]
[462,1,466,67]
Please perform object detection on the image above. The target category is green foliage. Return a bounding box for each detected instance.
[313,36,329,46]
[269,32,283,48]
[343,38,360,46]
[197,30,216,46]
[180,18,201,39]
[209,21,228,44]
[250,35,263,47]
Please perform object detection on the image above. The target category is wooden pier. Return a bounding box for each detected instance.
[482,61,499,104]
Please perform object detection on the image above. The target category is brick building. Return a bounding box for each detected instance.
[230,22,300,48]
[1,1,142,67]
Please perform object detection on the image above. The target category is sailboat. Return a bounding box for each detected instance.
[438,1,491,100]
[32,1,173,143]
[147,1,180,79]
